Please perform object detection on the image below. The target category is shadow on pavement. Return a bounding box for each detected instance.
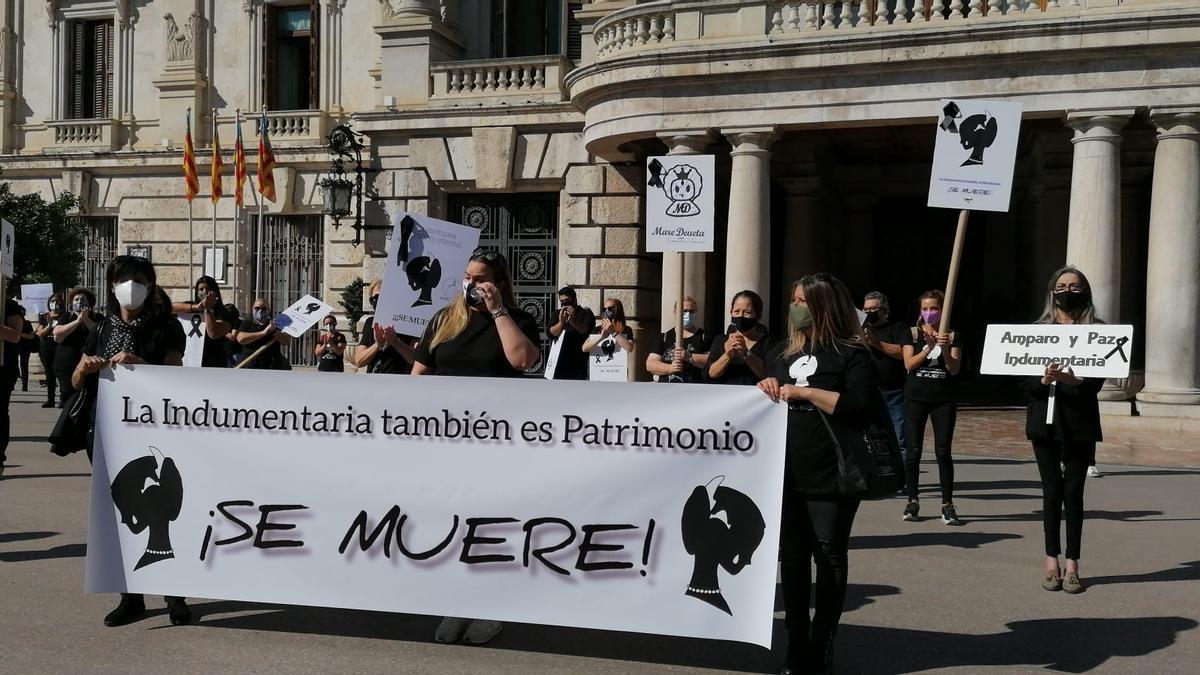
[0,543,86,562]
[10,436,48,443]
[953,458,1030,466]
[0,472,91,481]
[968,510,1173,523]
[1099,469,1200,477]
[851,532,1022,550]
[1086,561,1200,588]
[836,616,1199,674]
[0,531,58,544]
[952,479,1043,492]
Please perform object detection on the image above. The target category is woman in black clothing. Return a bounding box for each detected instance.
[71,255,191,627]
[706,290,774,385]
[36,293,64,407]
[413,249,540,645]
[356,279,416,374]
[757,274,877,675]
[52,288,100,402]
[315,315,347,372]
[900,289,964,526]
[0,297,25,475]
[581,297,636,369]
[170,275,233,367]
[1023,266,1104,595]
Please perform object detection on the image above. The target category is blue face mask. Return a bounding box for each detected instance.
[253,308,270,323]
[682,310,696,328]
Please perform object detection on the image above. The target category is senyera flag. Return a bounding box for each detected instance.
[234,111,247,208]
[211,114,224,204]
[258,110,276,203]
[183,112,199,202]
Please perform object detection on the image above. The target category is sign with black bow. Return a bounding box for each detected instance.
[979,323,1135,379]
[645,155,716,252]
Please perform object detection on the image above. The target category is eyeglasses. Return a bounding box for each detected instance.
[814,272,834,283]
[1053,284,1083,293]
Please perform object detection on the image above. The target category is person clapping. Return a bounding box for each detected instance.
[581,298,635,361]
[705,290,773,385]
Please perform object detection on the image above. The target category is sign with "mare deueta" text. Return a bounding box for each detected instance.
[980,324,1134,379]
[928,99,1022,213]
[646,155,716,252]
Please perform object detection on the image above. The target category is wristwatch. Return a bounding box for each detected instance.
[490,307,509,319]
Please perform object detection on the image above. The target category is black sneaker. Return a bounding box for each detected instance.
[166,596,192,625]
[941,504,963,526]
[902,501,919,521]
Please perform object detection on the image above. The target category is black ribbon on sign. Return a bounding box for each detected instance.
[303,303,321,315]
[397,215,416,265]
[188,313,204,338]
[1104,336,1130,364]
[647,159,664,188]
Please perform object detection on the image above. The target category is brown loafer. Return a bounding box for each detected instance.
[1062,572,1084,594]
[1041,570,1062,592]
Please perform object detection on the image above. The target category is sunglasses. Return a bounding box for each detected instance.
[472,248,506,265]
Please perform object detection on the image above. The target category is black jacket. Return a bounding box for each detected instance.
[1021,375,1104,443]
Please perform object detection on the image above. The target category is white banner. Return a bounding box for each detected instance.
[274,294,333,339]
[85,367,786,647]
[21,283,55,315]
[646,155,717,252]
[177,313,207,368]
[979,324,1134,378]
[376,212,481,338]
[542,332,565,380]
[588,340,629,382]
[1,218,13,277]
[928,99,1022,213]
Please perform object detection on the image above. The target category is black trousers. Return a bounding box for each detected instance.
[904,398,957,503]
[780,491,860,669]
[55,369,76,407]
[0,368,18,464]
[18,352,30,390]
[1032,439,1093,560]
[38,348,58,403]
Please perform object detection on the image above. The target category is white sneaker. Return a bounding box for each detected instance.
[1087,466,1103,478]
[462,619,504,645]
[434,616,469,643]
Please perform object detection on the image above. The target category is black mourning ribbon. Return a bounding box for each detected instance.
[1104,336,1130,363]
[188,313,204,337]
[647,159,664,188]
[397,215,416,265]
[303,303,321,315]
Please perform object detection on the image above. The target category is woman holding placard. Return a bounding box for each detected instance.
[170,275,233,368]
[412,248,540,646]
[581,297,635,360]
[756,274,877,675]
[900,290,964,526]
[1022,266,1104,595]
[706,290,774,386]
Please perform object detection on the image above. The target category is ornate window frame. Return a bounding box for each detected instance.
[45,0,136,122]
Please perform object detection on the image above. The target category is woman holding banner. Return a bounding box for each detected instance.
[757,274,876,675]
[1022,266,1104,595]
[706,290,773,385]
[900,290,964,526]
[412,249,540,644]
[70,255,192,627]
[170,275,233,368]
[52,288,100,402]
[355,280,416,374]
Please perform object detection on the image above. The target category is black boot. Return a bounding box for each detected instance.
[103,593,146,627]
[165,596,192,626]
[807,626,836,674]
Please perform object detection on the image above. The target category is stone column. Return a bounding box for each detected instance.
[1065,111,1132,401]
[1138,110,1200,409]
[657,132,711,327]
[724,127,777,323]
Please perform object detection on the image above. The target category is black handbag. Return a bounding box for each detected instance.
[817,392,906,500]
[48,384,93,457]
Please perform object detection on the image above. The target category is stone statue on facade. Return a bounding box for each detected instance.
[163,13,194,63]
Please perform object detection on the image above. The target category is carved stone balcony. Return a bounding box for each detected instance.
[44,119,121,153]
[257,110,333,146]
[429,55,570,107]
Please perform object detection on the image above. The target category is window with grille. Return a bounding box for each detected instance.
[73,216,118,299]
[66,19,113,120]
[251,214,324,366]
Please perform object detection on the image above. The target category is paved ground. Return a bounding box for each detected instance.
[3,383,1199,674]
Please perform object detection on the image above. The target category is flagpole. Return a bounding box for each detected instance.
[211,108,219,284]
[233,108,241,300]
[255,106,266,297]
[187,106,195,283]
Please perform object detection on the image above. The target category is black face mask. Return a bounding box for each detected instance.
[369,295,379,309]
[863,311,881,326]
[1053,291,1088,313]
[603,308,616,320]
[464,282,485,307]
[732,315,757,333]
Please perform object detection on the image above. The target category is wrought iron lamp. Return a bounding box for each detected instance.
[319,124,368,246]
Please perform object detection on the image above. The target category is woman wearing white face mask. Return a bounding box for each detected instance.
[52,287,101,403]
[70,255,190,628]
[36,293,65,407]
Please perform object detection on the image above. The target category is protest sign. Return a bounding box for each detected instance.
[542,332,565,380]
[588,339,629,382]
[86,366,786,647]
[928,99,1022,213]
[1,218,13,278]
[273,294,334,339]
[21,283,55,315]
[375,212,480,339]
[980,324,1134,379]
[646,155,717,253]
[177,313,207,368]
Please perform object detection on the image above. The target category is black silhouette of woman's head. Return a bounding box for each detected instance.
[959,113,998,167]
[680,476,766,615]
[397,216,441,307]
[110,447,184,570]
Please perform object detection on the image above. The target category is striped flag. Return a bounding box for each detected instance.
[234,112,247,207]
[211,115,224,204]
[183,112,199,201]
[257,110,277,203]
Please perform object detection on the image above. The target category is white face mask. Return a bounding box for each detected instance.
[113,280,148,311]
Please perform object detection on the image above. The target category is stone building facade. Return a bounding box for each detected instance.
[1,0,1198,422]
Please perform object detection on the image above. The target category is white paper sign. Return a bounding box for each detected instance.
[542,332,565,380]
[1,218,14,277]
[85,366,787,647]
[928,99,1022,213]
[646,155,717,252]
[177,313,207,368]
[21,283,55,314]
[376,212,481,338]
[274,294,334,339]
[588,338,629,382]
[980,324,1134,379]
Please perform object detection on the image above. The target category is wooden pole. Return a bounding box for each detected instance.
[235,341,273,370]
[0,275,6,367]
[939,209,970,340]
[675,251,685,350]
